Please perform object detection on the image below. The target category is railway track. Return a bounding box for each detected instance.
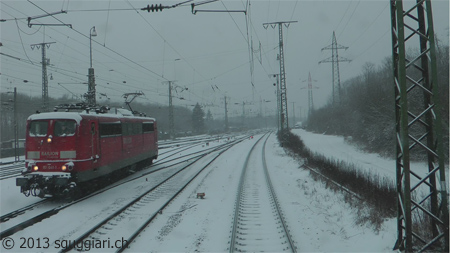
[0,135,238,227]
[0,199,49,223]
[61,135,244,252]
[0,163,24,180]
[229,133,296,252]
[158,134,230,149]
[0,135,248,240]
[0,135,227,181]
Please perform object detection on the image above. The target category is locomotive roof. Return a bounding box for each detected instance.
[28,111,156,124]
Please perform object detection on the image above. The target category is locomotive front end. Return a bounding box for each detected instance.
[16,114,81,198]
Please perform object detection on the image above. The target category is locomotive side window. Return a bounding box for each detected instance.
[122,122,142,135]
[122,123,131,136]
[134,123,142,134]
[143,122,154,133]
[99,123,122,137]
[29,121,48,137]
[55,120,76,137]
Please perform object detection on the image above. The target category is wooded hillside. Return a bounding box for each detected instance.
[306,44,449,160]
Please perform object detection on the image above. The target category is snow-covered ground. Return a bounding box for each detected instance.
[0,131,409,252]
[128,133,397,251]
[0,156,24,164]
[291,128,449,191]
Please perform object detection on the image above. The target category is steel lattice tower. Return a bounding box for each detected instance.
[390,0,448,251]
[301,72,318,117]
[224,96,229,132]
[319,32,350,104]
[307,72,314,116]
[31,42,54,112]
[263,21,297,132]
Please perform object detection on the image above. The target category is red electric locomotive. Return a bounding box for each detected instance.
[16,107,158,197]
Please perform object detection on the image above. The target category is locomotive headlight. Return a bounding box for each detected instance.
[47,136,52,143]
[61,165,67,171]
[32,165,39,171]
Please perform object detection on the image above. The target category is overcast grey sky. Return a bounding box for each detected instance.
[1,0,449,120]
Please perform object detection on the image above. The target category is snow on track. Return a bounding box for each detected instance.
[229,133,295,252]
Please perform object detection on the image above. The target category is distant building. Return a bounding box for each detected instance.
[1,139,25,149]
[294,122,303,129]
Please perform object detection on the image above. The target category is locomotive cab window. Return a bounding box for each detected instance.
[55,120,76,137]
[29,121,49,137]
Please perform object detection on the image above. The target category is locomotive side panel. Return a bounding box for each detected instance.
[143,121,158,159]
[76,118,95,170]
[122,120,141,160]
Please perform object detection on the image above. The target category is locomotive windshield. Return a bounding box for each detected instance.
[29,121,48,137]
[55,120,76,136]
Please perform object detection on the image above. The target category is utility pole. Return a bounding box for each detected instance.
[291,102,295,128]
[319,31,350,104]
[263,21,297,134]
[31,42,55,112]
[3,88,19,162]
[88,26,97,106]
[168,81,174,139]
[224,96,229,132]
[13,87,18,162]
[241,102,245,127]
[269,74,280,131]
[390,1,448,251]
[259,96,263,118]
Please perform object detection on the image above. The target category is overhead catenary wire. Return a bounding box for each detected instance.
[347,2,389,48]
[123,0,219,88]
[14,19,36,65]
[2,48,165,102]
[123,0,226,104]
[336,0,361,41]
[3,2,158,88]
[102,0,112,46]
[3,5,149,105]
[3,1,283,109]
[333,0,353,36]
[26,0,169,82]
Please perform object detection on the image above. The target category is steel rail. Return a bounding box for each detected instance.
[0,136,247,239]
[261,133,296,252]
[229,133,268,252]
[61,136,246,252]
[0,199,49,223]
[118,135,244,252]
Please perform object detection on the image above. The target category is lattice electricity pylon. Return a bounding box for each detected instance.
[319,31,350,104]
[263,21,297,133]
[301,72,319,117]
[390,0,448,252]
[224,96,229,132]
[31,42,55,112]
